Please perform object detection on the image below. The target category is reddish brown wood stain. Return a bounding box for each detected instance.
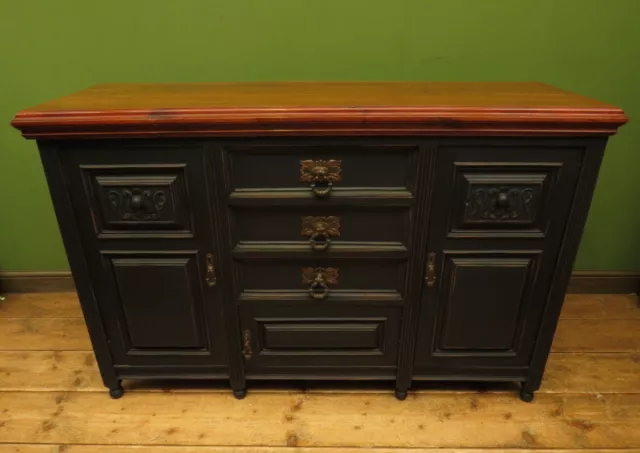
[11,82,627,139]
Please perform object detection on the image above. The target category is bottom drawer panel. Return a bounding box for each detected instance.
[240,302,401,375]
[261,319,385,353]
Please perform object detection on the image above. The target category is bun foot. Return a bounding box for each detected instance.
[519,389,534,403]
[233,388,247,400]
[395,389,408,401]
[109,385,124,399]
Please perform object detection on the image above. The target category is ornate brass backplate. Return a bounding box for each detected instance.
[302,267,339,300]
[301,216,341,251]
[301,216,341,237]
[300,160,342,183]
[302,267,339,284]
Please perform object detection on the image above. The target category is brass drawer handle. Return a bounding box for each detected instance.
[300,159,342,198]
[310,232,330,251]
[302,267,339,300]
[301,216,341,251]
[310,182,332,198]
[242,329,252,360]
[309,277,329,299]
[205,253,217,287]
[426,252,437,287]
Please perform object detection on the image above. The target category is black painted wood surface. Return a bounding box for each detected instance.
[37,136,608,400]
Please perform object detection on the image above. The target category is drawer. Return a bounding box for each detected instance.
[239,301,402,375]
[235,258,406,301]
[230,206,410,251]
[223,144,417,198]
[436,143,582,238]
[63,143,209,239]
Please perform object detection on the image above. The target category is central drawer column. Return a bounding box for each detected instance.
[210,139,434,394]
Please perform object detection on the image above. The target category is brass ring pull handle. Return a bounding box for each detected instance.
[309,232,331,251]
[310,181,332,198]
[302,267,339,300]
[302,216,341,252]
[309,277,329,300]
[300,159,342,199]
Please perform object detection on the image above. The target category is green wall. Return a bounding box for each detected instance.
[1,0,639,271]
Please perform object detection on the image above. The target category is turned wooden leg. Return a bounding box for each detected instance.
[519,389,534,402]
[233,388,247,400]
[108,381,124,399]
[394,388,408,401]
[519,381,537,403]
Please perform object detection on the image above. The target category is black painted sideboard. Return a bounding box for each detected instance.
[12,82,627,401]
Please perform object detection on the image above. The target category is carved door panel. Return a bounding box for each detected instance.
[413,140,582,373]
[62,142,228,372]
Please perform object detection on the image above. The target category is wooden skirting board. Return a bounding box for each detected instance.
[0,269,638,294]
[0,271,75,293]
[567,270,640,294]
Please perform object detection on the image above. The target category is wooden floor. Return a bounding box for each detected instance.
[0,293,639,452]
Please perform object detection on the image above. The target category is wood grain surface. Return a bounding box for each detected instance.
[11,82,628,138]
[0,292,638,451]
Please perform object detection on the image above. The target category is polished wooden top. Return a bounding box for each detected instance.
[12,82,627,139]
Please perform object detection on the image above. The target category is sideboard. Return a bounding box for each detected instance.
[12,82,627,401]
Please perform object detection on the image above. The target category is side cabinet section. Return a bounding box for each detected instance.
[56,141,229,378]
[413,139,586,378]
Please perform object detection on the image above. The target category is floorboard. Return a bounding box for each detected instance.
[0,293,82,318]
[3,448,640,453]
[0,292,638,450]
[1,391,640,448]
[561,294,639,319]
[552,319,640,352]
[0,318,90,351]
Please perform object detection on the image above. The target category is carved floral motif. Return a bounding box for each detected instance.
[466,186,534,222]
[108,188,166,221]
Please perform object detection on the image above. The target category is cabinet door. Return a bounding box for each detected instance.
[413,141,582,374]
[62,142,228,373]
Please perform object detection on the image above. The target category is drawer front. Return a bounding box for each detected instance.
[236,259,406,300]
[262,321,384,351]
[79,164,193,239]
[230,206,410,250]
[439,144,582,238]
[223,143,417,197]
[240,301,401,375]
